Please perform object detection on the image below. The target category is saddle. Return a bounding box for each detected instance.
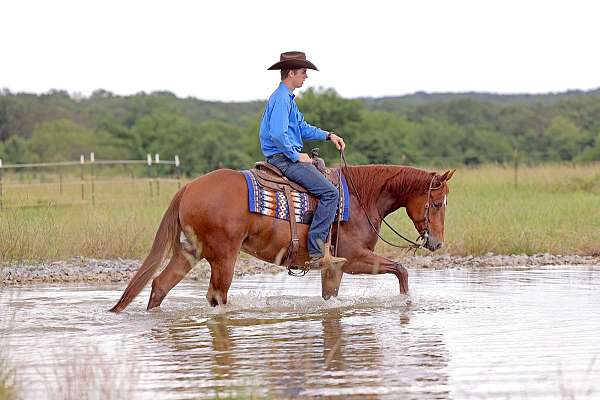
[249,150,341,267]
[253,159,340,191]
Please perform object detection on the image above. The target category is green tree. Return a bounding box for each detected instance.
[404,118,463,165]
[456,127,513,165]
[95,116,140,158]
[353,111,415,164]
[241,113,264,163]
[155,119,253,175]
[577,131,600,162]
[29,119,128,162]
[297,88,364,162]
[2,135,31,163]
[545,116,587,161]
[0,97,26,141]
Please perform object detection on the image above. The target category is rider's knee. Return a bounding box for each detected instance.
[324,185,339,201]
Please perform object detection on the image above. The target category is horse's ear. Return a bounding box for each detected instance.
[440,169,456,182]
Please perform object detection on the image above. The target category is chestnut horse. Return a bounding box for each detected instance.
[110,165,455,312]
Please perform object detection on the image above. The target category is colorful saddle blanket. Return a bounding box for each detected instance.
[242,170,350,224]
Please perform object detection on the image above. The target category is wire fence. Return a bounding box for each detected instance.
[0,153,182,208]
[0,150,597,209]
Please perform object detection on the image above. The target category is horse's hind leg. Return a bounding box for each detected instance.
[205,246,239,307]
[206,255,236,307]
[147,250,196,310]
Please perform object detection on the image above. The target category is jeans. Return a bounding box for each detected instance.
[267,154,339,258]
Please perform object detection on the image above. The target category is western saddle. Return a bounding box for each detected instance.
[249,149,340,268]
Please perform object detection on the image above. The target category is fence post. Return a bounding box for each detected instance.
[175,155,181,189]
[147,153,153,198]
[80,154,85,201]
[154,153,160,198]
[0,158,3,209]
[90,152,96,206]
[513,148,519,188]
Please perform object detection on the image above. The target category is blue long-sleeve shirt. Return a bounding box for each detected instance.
[259,82,328,162]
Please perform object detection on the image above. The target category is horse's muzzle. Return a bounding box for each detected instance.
[424,235,443,252]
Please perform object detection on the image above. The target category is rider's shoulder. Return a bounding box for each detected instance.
[269,87,292,106]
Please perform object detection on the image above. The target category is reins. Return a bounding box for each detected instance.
[339,150,435,251]
[291,149,438,276]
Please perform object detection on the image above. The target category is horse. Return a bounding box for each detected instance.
[109,164,455,312]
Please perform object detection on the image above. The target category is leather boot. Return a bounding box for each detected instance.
[305,254,347,270]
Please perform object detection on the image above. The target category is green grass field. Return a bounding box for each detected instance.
[1,164,599,263]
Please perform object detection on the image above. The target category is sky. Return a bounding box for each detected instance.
[1,0,599,102]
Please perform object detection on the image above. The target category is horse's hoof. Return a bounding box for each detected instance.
[147,281,166,310]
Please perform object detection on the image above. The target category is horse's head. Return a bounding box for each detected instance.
[405,169,455,252]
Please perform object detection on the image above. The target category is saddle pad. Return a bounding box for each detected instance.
[242,170,350,224]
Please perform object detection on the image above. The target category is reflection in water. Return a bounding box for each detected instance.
[322,309,345,370]
[207,315,234,378]
[154,301,450,399]
[1,266,599,399]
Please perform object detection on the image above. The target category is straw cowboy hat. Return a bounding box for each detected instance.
[267,51,319,71]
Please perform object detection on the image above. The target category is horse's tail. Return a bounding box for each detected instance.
[109,184,187,313]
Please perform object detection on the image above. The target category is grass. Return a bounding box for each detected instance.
[0,179,178,263]
[1,164,599,263]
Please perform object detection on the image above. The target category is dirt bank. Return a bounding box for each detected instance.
[2,254,599,285]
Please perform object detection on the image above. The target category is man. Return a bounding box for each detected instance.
[259,51,347,269]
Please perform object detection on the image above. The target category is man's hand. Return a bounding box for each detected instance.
[298,153,312,163]
[329,133,346,151]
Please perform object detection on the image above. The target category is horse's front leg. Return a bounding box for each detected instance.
[321,265,344,300]
[342,252,409,295]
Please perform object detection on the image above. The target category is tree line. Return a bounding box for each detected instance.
[1,87,600,176]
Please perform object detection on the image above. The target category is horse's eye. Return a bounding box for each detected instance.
[433,202,443,209]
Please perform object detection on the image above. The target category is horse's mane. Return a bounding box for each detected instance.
[343,165,434,204]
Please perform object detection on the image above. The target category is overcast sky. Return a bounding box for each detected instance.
[1,0,599,101]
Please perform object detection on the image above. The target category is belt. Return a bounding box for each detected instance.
[267,153,286,160]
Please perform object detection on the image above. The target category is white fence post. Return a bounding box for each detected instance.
[175,155,181,189]
[90,152,96,205]
[0,158,3,208]
[80,154,85,200]
[147,153,153,197]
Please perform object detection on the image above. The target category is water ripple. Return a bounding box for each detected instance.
[1,266,599,399]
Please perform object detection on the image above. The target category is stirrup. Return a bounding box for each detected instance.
[305,255,347,271]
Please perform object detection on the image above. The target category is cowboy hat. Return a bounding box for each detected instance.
[267,51,319,71]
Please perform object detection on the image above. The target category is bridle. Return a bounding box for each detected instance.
[339,151,443,251]
[414,174,445,245]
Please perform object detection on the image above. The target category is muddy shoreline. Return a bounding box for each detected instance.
[1,253,599,286]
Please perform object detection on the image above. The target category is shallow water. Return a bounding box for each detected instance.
[2,266,600,399]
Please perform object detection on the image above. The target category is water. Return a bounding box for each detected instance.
[2,266,600,399]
